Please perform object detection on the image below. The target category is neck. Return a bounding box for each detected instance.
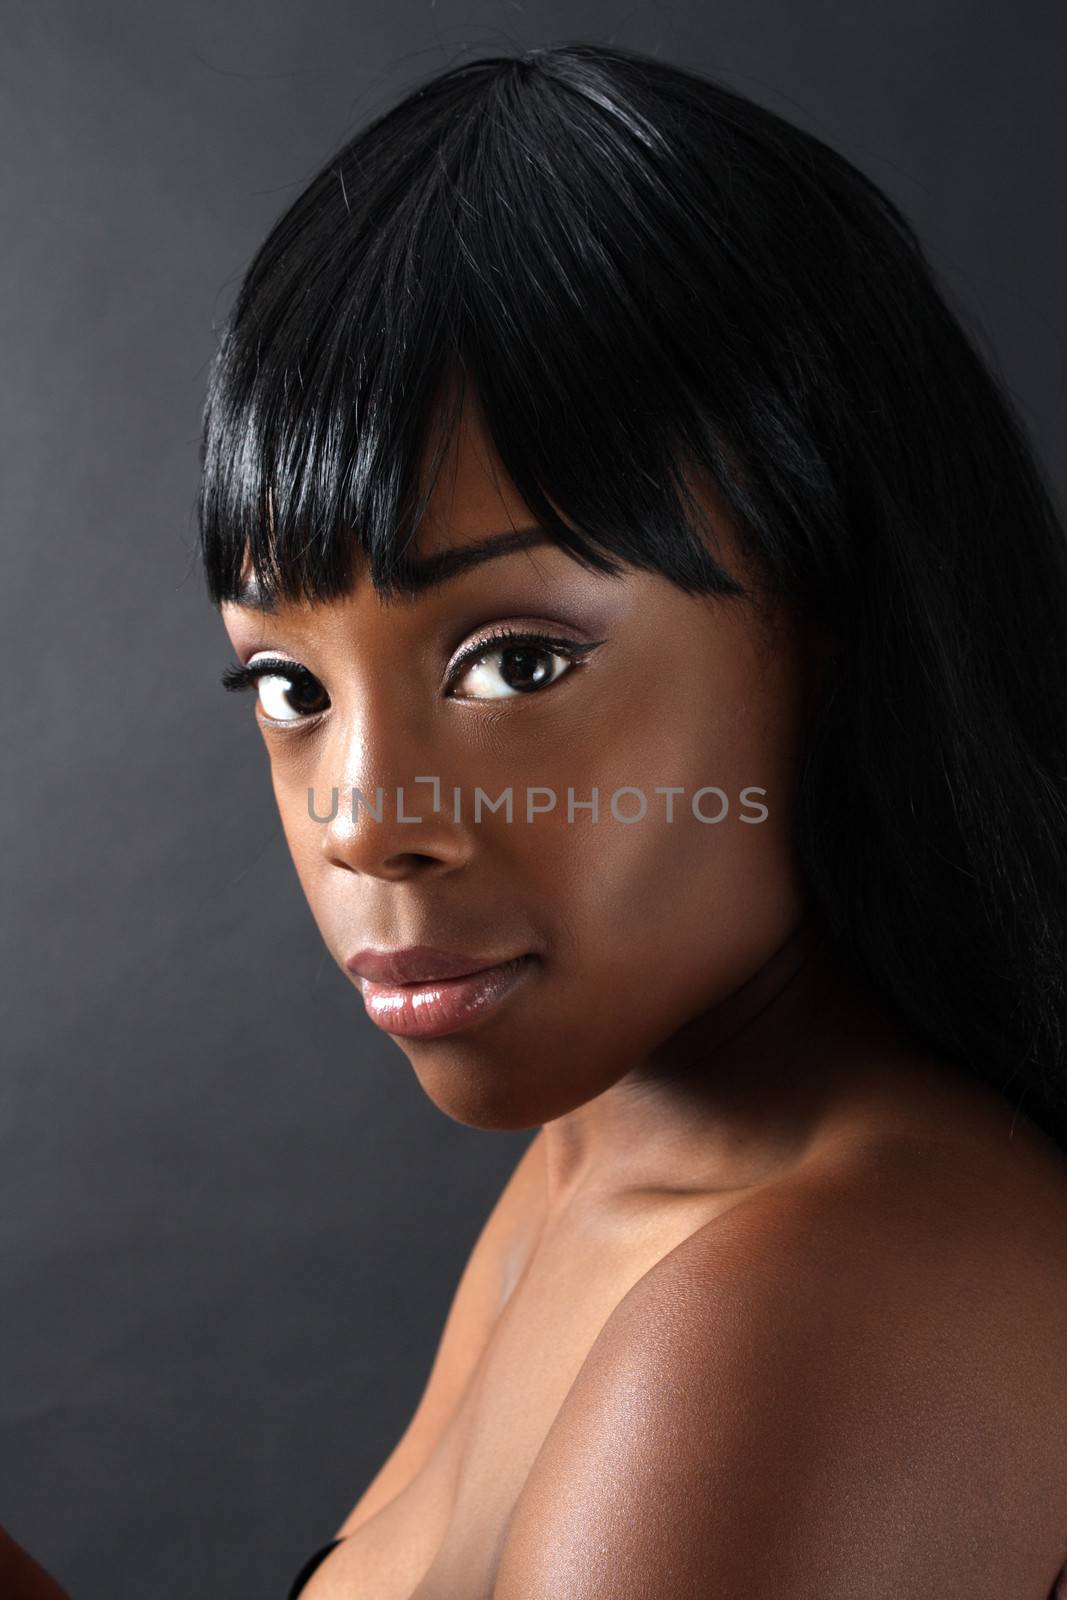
[537,920,907,1214]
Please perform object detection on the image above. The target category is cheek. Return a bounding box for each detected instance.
[266,755,333,928]
[507,672,806,1045]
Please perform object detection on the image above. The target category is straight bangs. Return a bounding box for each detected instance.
[198,49,851,611]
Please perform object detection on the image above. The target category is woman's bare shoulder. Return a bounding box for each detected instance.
[662,1092,1067,1412]
[494,1112,1067,1598]
[691,1045,1067,1366]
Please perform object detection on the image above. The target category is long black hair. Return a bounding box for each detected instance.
[198,43,1067,1153]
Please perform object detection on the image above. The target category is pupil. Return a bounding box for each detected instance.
[500,646,551,693]
[286,670,327,715]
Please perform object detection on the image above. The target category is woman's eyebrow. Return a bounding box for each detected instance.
[231,524,552,611]
[392,524,551,595]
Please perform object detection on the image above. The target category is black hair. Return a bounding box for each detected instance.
[198,42,1067,1153]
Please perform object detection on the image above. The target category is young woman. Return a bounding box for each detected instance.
[200,43,1067,1599]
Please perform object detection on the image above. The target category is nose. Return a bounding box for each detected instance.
[314,774,475,882]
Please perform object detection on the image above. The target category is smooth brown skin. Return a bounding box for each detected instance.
[221,395,1067,1598]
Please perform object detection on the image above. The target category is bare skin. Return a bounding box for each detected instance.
[221,394,1067,1598]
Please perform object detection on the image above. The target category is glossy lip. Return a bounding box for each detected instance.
[344,945,529,984]
[343,946,539,1040]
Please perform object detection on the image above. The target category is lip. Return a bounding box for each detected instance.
[345,945,531,984]
[344,945,539,1040]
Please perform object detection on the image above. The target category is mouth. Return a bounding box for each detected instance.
[343,947,539,1040]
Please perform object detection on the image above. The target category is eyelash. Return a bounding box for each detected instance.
[219,626,602,719]
[219,656,325,711]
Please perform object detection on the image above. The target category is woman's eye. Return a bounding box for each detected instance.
[448,635,586,701]
[223,657,330,723]
[254,668,329,722]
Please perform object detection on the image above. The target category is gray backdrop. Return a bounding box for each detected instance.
[1,2,1064,1595]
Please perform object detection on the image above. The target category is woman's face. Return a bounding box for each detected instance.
[220,398,818,1130]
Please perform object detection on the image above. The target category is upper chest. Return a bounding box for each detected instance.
[301,1192,732,1600]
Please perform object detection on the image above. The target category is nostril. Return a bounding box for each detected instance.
[383,851,450,873]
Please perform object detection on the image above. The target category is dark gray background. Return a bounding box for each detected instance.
[1,2,1063,1595]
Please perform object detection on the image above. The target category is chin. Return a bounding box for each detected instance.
[401,1032,627,1132]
